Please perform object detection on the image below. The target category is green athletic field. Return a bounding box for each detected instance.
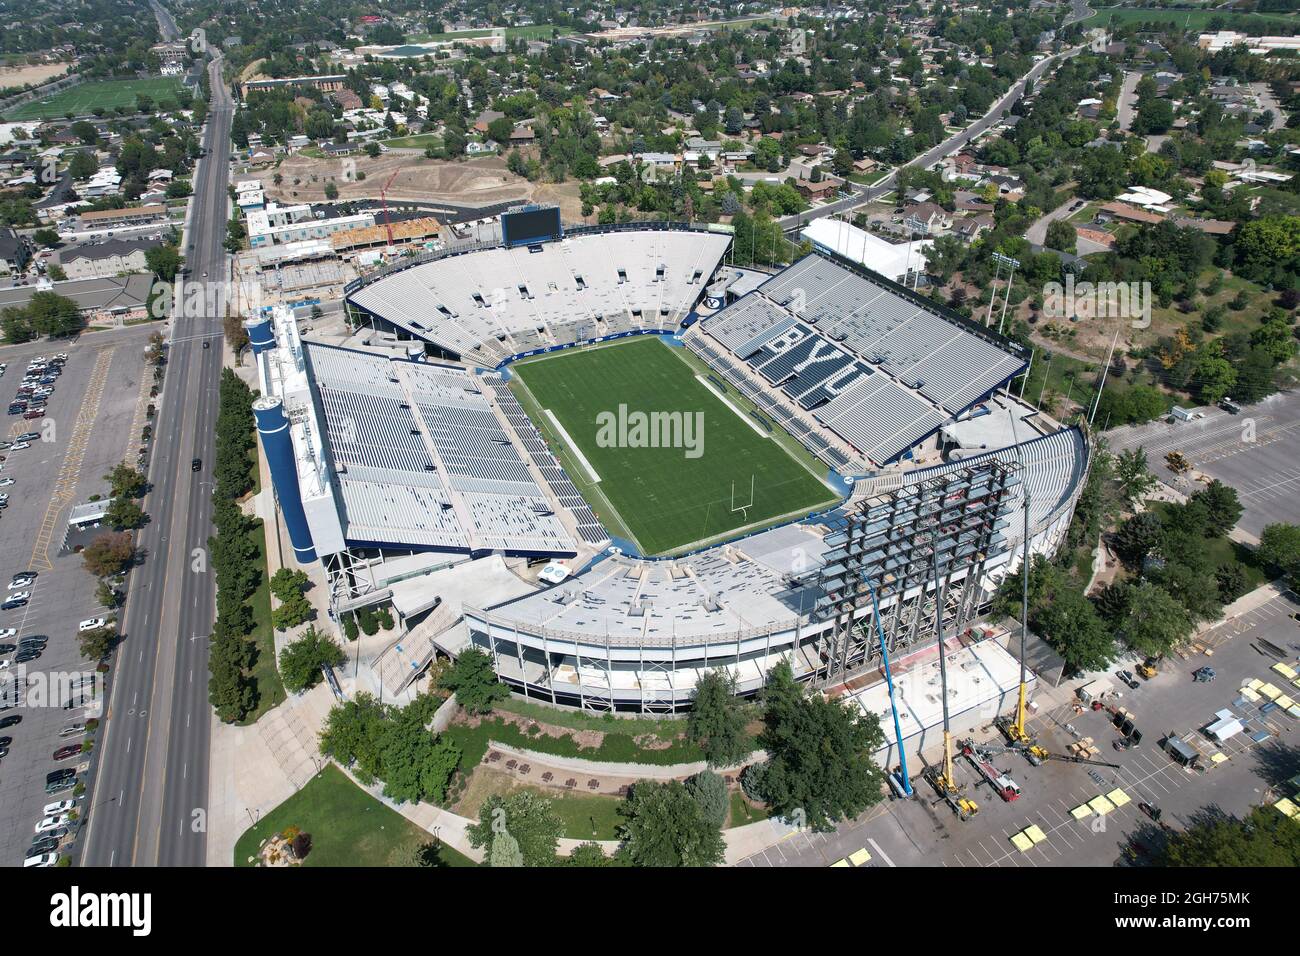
[5,77,185,120]
[510,337,837,555]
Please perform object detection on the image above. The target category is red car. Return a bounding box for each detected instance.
[23,409,44,420]
[52,744,80,761]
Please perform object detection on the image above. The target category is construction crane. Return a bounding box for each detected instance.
[978,736,1121,770]
[923,532,978,820]
[1000,412,1035,747]
[379,169,400,247]
[864,573,912,797]
[959,740,1021,801]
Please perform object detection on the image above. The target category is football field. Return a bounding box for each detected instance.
[5,78,186,120]
[511,337,838,555]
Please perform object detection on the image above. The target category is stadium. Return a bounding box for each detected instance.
[247,208,1091,725]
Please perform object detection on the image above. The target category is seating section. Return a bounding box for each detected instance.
[348,230,730,366]
[304,343,574,555]
[700,255,1025,465]
[479,426,1088,649]
[482,376,609,546]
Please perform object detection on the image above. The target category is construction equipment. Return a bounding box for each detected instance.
[924,767,979,820]
[378,169,400,247]
[959,740,1021,801]
[864,574,912,797]
[983,732,1120,770]
[1034,748,1120,770]
[1165,450,1191,474]
[1137,656,1160,680]
[925,533,977,820]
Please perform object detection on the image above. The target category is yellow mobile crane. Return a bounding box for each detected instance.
[997,415,1036,751]
[922,534,979,821]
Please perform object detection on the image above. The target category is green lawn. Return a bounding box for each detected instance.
[493,697,691,739]
[241,519,285,724]
[381,133,443,150]
[235,764,476,867]
[5,77,185,120]
[1083,7,1299,31]
[510,337,837,554]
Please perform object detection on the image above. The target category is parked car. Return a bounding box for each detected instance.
[52,744,80,761]
[1,598,28,611]
[0,714,22,728]
[23,852,58,867]
[35,813,71,833]
[45,768,74,784]
[78,618,106,632]
[43,799,77,815]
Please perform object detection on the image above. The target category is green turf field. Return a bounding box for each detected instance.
[5,77,185,120]
[511,337,837,555]
[1082,6,1299,31]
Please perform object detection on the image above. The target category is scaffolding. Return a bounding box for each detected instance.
[813,459,1018,688]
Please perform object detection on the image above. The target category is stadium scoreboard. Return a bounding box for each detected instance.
[502,206,563,247]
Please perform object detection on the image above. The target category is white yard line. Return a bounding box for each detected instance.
[695,374,769,438]
[543,409,601,484]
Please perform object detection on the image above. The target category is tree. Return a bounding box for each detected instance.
[1190,480,1242,537]
[467,790,565,867]
[1258,522,1300,588]
[104,496,146,531]
[685,770,728,828]
[753,660,886,830]
[82,531,134,576]
[323,180,339,200]
[105,462,147,499]
[489,831,524,867]
[1037,588,1114,672]
[144,244,182,282]
[686,669,750,768]
[1045,219,1076,254]
[1114,448,1155,507]
[378,699,460,804]
[1119,582,1192,657]
[1159,806,1300,867]
[319,693,390,784]
[439,647,508,714]
[616,780,725,867]
[78,625,116,661]
[278,626,345,693]
[1113,510,1164,567]
[566,842,616,867]
[33,228,60,248]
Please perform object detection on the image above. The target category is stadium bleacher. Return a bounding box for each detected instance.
[700,255,1026,465]
[303,343,575,555]
[348,230,730,365]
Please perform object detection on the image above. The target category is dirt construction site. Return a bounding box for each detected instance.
[253,153,582,218]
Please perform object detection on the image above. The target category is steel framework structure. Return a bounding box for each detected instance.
[813,459,1018,688]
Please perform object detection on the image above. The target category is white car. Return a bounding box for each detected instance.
[35,813,70,833]
[8,576,33,589]
[0,628,13,639]
[10,442,30,450]
[0,478,13,486]
[23,853,58,867]
[78,618,106,632]
[0,661,12,672]
[43,799,77,815]
[8,591,30,602]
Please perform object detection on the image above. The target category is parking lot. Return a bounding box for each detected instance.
[740,591,1300,868]
[1106,392,1300,539]
[0,326,155,866]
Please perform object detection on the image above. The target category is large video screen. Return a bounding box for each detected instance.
[502,207,562,247]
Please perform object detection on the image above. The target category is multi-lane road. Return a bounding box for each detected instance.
[779,6,1101,232]
[81,50,232,867]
